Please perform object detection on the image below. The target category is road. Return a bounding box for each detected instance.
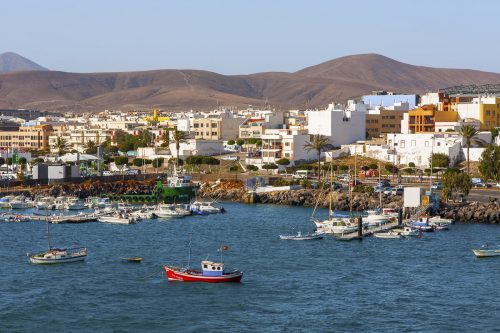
[466,188,500,203]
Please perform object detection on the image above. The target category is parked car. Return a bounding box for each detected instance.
[293,170,312,179]
[473,182,491,188]
[383,187,394,195]
[349,179,362,187]
[103,171,114,176]
[126,169,141,175]
[333,182,343,190]
[431,182,442,190]
[374,185,390,193]
[391,187,404,195]
[221,155,239,161]
[376,180,390,187]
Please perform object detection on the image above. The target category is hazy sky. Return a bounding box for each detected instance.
[2,0,500,74]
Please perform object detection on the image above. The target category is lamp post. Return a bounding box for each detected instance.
[429,135,434,192]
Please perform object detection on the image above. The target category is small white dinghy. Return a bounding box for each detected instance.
[472,246,500,258]
[279,231,325,240]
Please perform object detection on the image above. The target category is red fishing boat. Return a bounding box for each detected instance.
[164,261,243,283]
[163,243,243,283]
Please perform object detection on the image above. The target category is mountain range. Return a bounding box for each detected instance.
[1,52,500,112]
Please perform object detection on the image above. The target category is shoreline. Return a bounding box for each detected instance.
[0,179,498,224]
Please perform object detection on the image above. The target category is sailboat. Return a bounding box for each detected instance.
[312,165,357,235]
[28,210,87,264]
[364,162,391,226]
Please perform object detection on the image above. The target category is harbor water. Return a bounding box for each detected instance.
[0,203,499,332]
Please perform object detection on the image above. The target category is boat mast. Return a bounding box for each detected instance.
[378,161,382,210]
[349,166,353,217]
[219,242,223,263]
[45,207,52,251]
[329,163,333,221]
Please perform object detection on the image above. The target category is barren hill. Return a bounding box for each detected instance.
[0,52,48,73]
[1,53,500,111]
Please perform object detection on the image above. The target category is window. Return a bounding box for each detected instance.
[206,132,209,136]
[200,123,204,127]
[425,141,429,147]
[411,140,416,147]
[437,142,441,146]
[285,142,290,146]
[212,123,217,128]
[193,123,199,128]
[212,132,217,136]
[400,140,405,148]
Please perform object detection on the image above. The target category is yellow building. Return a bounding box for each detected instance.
[0,125,53,151]
[408,105,458,133]
[454,96,500,130]
[366,108,406,138]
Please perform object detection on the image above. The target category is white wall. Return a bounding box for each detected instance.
[307,104,366,146]
[462,147,485,162]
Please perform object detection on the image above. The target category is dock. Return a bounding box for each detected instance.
[335,221,401,241]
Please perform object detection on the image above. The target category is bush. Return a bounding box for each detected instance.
[227,140,236,145]
[368,163,378,170]
[430,153,450,168]
[276,158,291,166]
[247,164,258,171]
[114,156,129,166]
[262,163,278,170]
[0,157,5,165]
[229,165,239,172]
[168,157,183,166]
[132,158,145,167]
[408,162,416,168]
[152,158,165,168]
[236,139,244,146]
[352,185,374,193]
[339,165,349,172]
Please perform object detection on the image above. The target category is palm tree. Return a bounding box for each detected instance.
[172,128,189,168]
[303,134,331,180]
[55,137,71,157]
[458,125,484,175]
[84,140,97,154]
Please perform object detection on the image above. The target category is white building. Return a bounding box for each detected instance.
[168,139,224,159]
[307,103,366,146]
[260,127,316,166]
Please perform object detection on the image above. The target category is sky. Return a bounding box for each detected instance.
[2,0,500,74]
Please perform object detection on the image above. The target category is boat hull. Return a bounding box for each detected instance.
[472,249,500,257]
[163,266,243,283]
[279,233,324,240]
[29,254,87,264]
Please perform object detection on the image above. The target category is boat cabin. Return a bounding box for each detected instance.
[201,260,224,276]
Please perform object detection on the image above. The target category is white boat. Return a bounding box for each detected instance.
[382,208,399,219]
[190,201,224,215]
[0,196,14,209]
[363,209,390,226]
[29,247,88,264]
[52,198,68,210]
[314,217,357,235]
[154,203,191,218]
[428,216,453,226]
[9,196,31,209]
[98,213,135,224]
[279,231,324,240]
[28,211,87,264]
[130,207,156,220]
[400,226,421,237]
[86,197,112,209]
[65,197,86,210]
[373,231,403,239]
[472,248,500,258]
[36,196,55,210]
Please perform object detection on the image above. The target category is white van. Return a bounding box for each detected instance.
[293,170,311,179]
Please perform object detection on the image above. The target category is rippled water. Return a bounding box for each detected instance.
[0,203,499,332]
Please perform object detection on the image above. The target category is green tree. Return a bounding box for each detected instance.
[186,155,203,165]
[262,163,278,173]
[408,162,416,168]
[491,127,499,141]
[168,157,184,166]
[172,129,189,168]
[339,165,349,172]
[229,165,239,172]
[132,158,145,167]
[18,157,27,171]
[6,157,13,165]
[442,169,471,201]
[55,137,71,156]
[162,127,171,146]
[478,144,500,181]
[152,158,164,169]
[114,156,129,167]
[303,134,331,181]
[276,158,290,166]
[236,139,244,146]
[384,163,398,174]
[430,153,450,168]
[458,125,484,175]
[246,164,258,172]
[368,163,378,170]
[0,157,5,165]
[84,140,98,154]
[227,139,236,145]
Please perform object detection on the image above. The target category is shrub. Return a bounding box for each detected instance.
[227,140,236,145]
[247,164,258,171]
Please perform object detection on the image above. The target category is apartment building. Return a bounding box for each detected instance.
[257,127,316,166]
[49,125,111,153]
[454,96,500,130]
[238,111,284,139]
[307,103,366,145]
[0,124,53,151]
[366,102,409,138]
[403,105,458,133]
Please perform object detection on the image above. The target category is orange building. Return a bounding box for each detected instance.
[408,105,458,133]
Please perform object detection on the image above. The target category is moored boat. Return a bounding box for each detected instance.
[29,247,88,264]
[164,260,243,283]
[373,231,403,239]
[154,203,191,218]
[279,231,324,240]
[190,201,225,215]
[98,213,135,224]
